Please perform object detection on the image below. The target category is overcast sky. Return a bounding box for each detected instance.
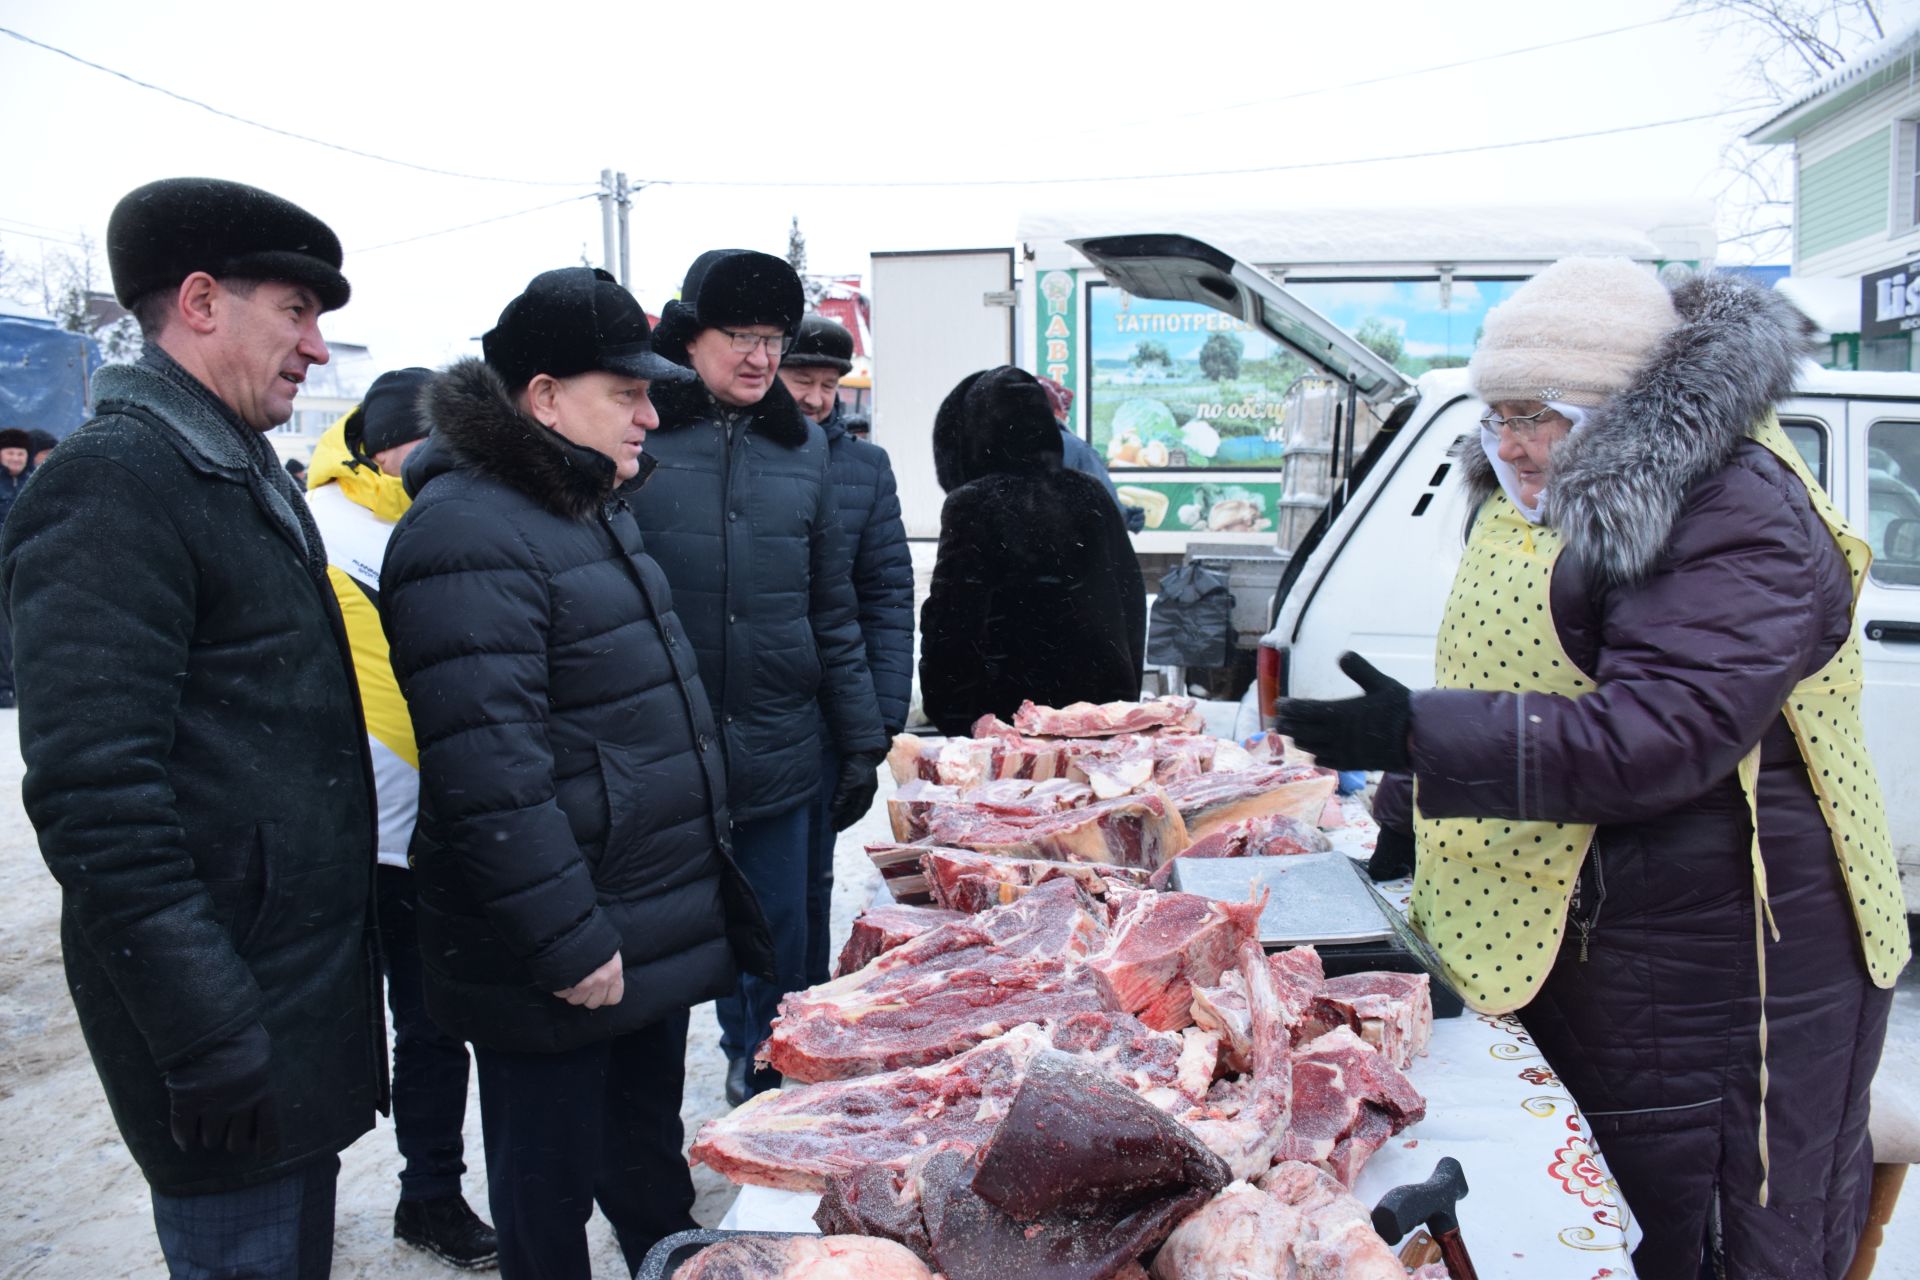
[3,0,1914,371]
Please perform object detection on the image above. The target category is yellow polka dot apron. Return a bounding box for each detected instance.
[1409,414,1908,1202]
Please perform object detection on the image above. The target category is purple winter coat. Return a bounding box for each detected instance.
[1374,273,1895,1280]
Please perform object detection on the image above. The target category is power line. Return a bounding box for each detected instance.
[352,194,599,253]
[636,104,1767,190]
[1076,14,1692,136]
[0,26,590,189]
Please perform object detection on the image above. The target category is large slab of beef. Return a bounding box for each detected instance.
[669,1234,934,1279]
[1012,696,1205,738]
[833,903,967,978]
[1300,971,1435,1070]
[695,1012,1222,1193]
[1146,814,1332,889]
[922,846,1151,915]
[1086,889,1265,1031]
[1160,765,1340,840]
[762,879,1114,1082]
[818,1051,1229,1280]
[1172,941,1295,1181]
[1274,1026,1427,1184]
[888,776,1094,842]
[923,789,1191,871]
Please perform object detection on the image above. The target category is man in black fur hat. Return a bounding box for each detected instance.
[640,251,887,1104]
[0,178,383,1278]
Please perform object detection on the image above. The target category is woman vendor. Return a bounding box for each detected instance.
[1276,258,1907,1280]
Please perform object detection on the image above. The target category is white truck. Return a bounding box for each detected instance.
[1074,233,1920,915]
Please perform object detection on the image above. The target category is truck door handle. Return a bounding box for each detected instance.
[1864,619,1920,643]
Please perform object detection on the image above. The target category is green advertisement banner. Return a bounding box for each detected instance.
[1036,267,1078,390]
[1110,479,1283,534]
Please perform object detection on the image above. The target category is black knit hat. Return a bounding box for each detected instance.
[784,314,854,374]
[107,178,350,311]
[483,267,690,390]
[345,368,434,466]
[651,249,805,358]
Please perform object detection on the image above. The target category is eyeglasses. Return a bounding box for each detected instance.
[716,327,795,356]
[1478,406,1563,440]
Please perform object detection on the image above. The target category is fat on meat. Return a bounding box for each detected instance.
[763,879,1112,1082]
[888,777,1095,842]
[1176,941,1293,1181]
[670,1234,935,1279]
[887,734,995,789]
[1298,971,1434,1070]
[1086,890,1265,1031]
[1161,765,1339,840]
[1258,1162,1407,1280]
[1146,815,1332,889]
[923,789,1191,870]
[1149,1181,1304,1280]
[921,846,1150,915]
[1012,696,1205,737]
[834,904,967,978]
[1189,946,1326,1072]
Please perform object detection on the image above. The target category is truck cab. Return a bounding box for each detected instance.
[1076,234,1920,913]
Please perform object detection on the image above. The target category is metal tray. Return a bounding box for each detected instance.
[1170,851,1393,946]
[636,1228,812,1279]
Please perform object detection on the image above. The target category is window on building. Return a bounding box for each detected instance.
[1868,419,1920,586]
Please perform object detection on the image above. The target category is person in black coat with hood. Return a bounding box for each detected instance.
[921,365,1146,736]
[638,251,888,1104]
[380,267,774,1278]
[779,314,913,985]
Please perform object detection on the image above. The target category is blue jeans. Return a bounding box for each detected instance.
[475,1013,696,1279]
[376,866,471,1203]
[150,1155,339,1280]
[714,803,811,1063]
[803,745,840,986]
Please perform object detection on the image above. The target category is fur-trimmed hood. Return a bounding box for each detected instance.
[933,365,1066,492]
[410,358,648,521]
[645,362,811,448]
[1459,271,1819,587]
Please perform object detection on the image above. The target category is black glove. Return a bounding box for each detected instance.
[828,751,884,832]
[165,1022,279,1156]
[1368,826,1417,881]
[1273,652,1412,771]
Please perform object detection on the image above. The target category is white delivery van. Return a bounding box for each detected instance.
[1075,234,1920,915]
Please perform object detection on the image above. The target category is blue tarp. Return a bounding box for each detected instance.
[0,315,103,438]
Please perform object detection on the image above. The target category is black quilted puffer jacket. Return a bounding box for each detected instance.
[632,373,887,821]
[383,359,772,1054]
[819,402,913,737]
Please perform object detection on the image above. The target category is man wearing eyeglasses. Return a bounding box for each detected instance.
[639,250,887,1106]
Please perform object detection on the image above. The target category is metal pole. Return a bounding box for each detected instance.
[616,172,631,289]
[599,168,617,276]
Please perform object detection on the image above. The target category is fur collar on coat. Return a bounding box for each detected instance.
[415,358,648,521]
[1460,271,1819,587]
[645,360,812,449]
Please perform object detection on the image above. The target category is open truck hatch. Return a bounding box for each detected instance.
[1068,233,1416,414]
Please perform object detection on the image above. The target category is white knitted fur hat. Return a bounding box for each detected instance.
[1468,257,1681,409]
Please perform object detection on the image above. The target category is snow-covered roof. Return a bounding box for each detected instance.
[1019,204,1718,272]
[1746,24,1920,145]
[1776,275,1861,334]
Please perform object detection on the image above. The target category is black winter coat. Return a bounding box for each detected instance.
[382,360,773,1054]
[921,367,1145,736]
[821,403,913,737]
[0,464,31,527]
[633,373,886,821]
[0,355,383,1195]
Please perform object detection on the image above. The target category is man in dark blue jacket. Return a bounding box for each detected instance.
[779,314,913,984]
[0,427,31,707]
[640,252,888,1105]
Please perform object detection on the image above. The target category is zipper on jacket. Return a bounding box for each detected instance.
[1571,836,1606,963]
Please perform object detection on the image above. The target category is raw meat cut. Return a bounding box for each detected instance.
[1086,890,1265,1030]
[1161,765,1340,840]
[1258,1162,1408,1280]
[924,789,1191,870]
[822,1053,1228,1280]
[861,842,946,905]
[1147,815,1331,889]
[1190,946,1326,1072]
[1149,1181,1303,1280]
[1047,1010,1220,1111]
[1013,696,1205,737]
[1175,941,1293,1181]
[1300,971,1434,1070]
[764,880,1112,1082]
[1274,1027,1426,1183]
[669,1234,934,1279]
[886,734,995,788]
[921,846,1150,915]
[834,904,967,978]
[693,1024,1053,1191]
[888,777,1094,841]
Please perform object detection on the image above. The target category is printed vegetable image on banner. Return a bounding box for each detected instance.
[1036,268,1078,391]
[1111,479,1283,533]
[1088,285,1289,471]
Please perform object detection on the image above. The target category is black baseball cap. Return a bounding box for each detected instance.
[482,267,691,389]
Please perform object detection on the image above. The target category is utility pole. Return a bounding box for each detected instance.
[615,172,631,288]
[598,168,618,277]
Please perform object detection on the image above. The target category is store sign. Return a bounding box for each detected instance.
[1862,260,1920,340]
[1036,268,1078,390]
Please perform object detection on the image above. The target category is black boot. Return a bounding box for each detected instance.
[725,1058,752,1107]
[747,1065,783,1098]
[395,1195,499,1271]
